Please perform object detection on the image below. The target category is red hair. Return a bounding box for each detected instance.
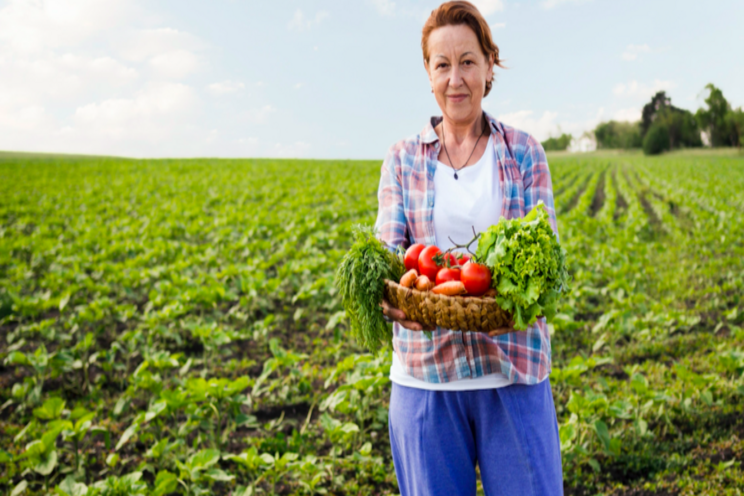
[422,1,503,96]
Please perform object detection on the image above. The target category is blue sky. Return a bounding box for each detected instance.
[1,0,742,158]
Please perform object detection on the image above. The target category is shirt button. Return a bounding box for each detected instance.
[428,199,434,207]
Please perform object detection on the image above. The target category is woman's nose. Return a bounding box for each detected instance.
[449,66,463,88]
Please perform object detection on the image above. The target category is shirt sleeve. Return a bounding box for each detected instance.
[374,143,409,250]
[520,137,559,241]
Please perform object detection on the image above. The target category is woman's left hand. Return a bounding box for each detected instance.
[487,320,515,337]
[487,315,545,336]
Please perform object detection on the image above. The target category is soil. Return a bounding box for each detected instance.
[590,168,607,217]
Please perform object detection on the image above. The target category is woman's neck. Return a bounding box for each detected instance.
[440,111,485,145]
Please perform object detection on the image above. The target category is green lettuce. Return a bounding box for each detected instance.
[475,201,569,331]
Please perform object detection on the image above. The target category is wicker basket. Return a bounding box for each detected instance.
[383,279,512,333]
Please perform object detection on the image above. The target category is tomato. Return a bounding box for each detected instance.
[404,244,425,272]
[418,245,442,280]
[460,262,492,296]
[441,253,459,267]
[436,267,461,285]
[455,253,471,265]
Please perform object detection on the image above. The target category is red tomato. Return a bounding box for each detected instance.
[404,244,425,272]
[436,267,461,285]
[455,253,471,265]
[441,253,459,267]
[460,262,492,296]
[418,245,442,280]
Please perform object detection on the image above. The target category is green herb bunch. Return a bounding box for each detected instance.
[335,225,405,354]
[475,201,569,331]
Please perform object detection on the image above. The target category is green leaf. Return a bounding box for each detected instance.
[152,470,178,496]
[55,476,88,496]
[33,449,58,476]
[188,448,221,469]
[10,480,28,496]
[204,468,235,482]
[593,420,612,451]
[115,422,140,451]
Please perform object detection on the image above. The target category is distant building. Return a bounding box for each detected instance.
[700,130,711,147]
[568,133,597,153]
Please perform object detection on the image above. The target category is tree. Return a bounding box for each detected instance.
[641,91,672,137]
[643,124,670,155]
[655,107,702,149]
[696,83,739,147]
[724,107,744,150]
[593,121,642,149]
[640,91,701,149]
[541,133,572,152]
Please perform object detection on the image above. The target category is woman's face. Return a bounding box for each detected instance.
[426,24,493,124]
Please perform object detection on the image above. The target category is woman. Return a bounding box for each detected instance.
[376,2,563,495]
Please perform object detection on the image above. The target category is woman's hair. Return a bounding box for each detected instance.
[422,1,503,96]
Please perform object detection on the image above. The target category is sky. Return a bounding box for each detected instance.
[1,0,742,159]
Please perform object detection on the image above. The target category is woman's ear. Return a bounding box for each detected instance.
[486,53,494,85]
[424,59,433,85]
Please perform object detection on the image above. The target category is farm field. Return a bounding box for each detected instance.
[1,149,744,495]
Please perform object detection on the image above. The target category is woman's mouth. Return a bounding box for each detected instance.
[447,94,468,103]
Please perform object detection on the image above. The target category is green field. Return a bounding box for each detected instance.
[1,149,744,495]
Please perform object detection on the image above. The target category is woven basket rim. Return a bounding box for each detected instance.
[383,279,498,304]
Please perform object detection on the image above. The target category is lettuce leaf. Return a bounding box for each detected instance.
[476,201,569,331]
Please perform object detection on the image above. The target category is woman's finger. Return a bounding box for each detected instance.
[487,327,513,337]
[380,300,407,321]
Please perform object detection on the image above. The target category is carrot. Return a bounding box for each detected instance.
[415,275,434,291]
[399,269,418,288]
[432,281,466,296]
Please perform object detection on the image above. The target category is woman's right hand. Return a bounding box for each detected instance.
[380,299,435,332]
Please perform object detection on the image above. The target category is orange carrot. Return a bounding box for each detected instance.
[432,281,466,296]
[399,269,418,288]
[415,275,435,291]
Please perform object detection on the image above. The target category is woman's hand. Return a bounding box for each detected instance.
[380,299,435,332]
[487,320,516,337]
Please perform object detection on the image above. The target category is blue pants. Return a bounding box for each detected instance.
[388,380,563,496]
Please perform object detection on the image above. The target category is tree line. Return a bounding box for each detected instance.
[541,84,744,155]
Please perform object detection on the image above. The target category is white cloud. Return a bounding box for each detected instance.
[207,80,245,95]
[0,0,134,53]
[497,110,560,142]
[120,28,203,63]
[621,44,650,61]
[73,82,197,130]
[294,82,304,89]
[490,22,506,30]
[287,9,329,31]
[370,0,396,16]
[245,105,276,123]
[148,49,199,79]
[471,0,505,16]
[613,107,642,122]
[541,0,591,9]
[613,79,675,99]
[497,108,606,142]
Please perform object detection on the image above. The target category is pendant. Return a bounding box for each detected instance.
[454,171,458,180]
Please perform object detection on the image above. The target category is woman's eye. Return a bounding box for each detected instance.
[463,60,473,66]
[437,63,448,69]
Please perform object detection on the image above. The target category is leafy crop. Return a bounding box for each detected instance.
[335,225,404,354]
[1,150,744,495]
[476,201,569,330]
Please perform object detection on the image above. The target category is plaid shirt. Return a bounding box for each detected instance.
[375,111,558,385]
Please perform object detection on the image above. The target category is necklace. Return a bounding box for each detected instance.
[441,114,487,180]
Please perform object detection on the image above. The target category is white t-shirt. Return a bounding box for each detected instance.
[389,136,512,391]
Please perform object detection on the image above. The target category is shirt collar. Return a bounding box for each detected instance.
[420,110,504,145]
